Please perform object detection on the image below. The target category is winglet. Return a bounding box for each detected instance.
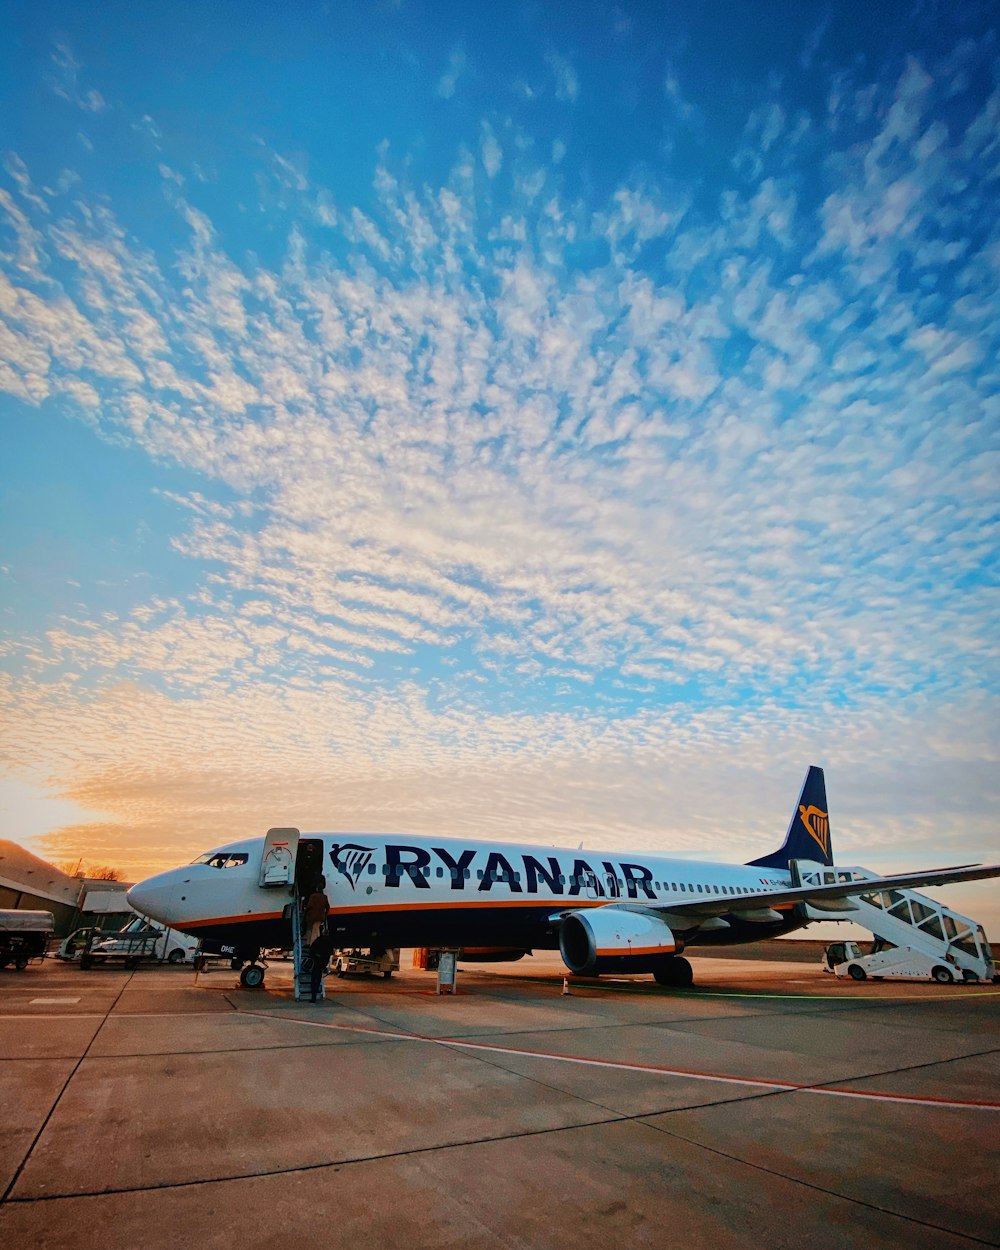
[747,766,833,869]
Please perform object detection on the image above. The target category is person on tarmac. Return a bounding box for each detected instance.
[308,930,336,1003]
[303,877,330,945]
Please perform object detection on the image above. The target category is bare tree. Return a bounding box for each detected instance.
[88,865,124,882]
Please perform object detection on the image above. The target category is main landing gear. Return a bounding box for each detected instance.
[653,956,694,988]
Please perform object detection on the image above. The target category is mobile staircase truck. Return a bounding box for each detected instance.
[793,860,996,984]
[821,939,993,983]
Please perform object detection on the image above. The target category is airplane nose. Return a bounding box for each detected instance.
[126,871,179,926]
[125,880,150,912]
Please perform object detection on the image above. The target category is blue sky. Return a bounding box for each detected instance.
[1,1,998,928]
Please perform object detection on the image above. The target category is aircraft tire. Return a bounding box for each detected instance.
[931,965,953,984]
[653,956,693,988]
[240,964,266,989]
[847,964,867,981]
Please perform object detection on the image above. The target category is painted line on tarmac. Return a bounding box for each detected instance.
[0,1013,105,1020]
[666,989,1000,1000]
[0,1010,235,1021]
[237,1009,1000,1113]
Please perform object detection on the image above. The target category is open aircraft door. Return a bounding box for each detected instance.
[258,827,299,888]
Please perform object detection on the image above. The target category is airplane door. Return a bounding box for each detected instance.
[259,827,299,888]
[295,838,325,892]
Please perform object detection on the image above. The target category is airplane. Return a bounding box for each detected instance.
[126,766,1000,989]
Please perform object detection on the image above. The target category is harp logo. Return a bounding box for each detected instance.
[799,805,830,857]
[328,843,373,891]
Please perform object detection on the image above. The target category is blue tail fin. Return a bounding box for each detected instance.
[747,765,833,869]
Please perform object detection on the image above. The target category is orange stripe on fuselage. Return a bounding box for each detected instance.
[182,898,604,928]
[179,897,785,930]
[183,911,285,929]
[327,897,605,914]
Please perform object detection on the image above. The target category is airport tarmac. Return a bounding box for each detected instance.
[1,951,997,1250]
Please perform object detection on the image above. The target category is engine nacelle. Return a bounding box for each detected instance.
[559,908,677,976]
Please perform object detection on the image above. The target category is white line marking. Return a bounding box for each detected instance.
[0,1014,104,1020]
[28,998,81,1005]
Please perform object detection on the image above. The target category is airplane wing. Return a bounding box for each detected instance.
[602,861,1000,922]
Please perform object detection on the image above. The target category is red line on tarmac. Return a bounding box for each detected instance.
[237,1011,1000,1113]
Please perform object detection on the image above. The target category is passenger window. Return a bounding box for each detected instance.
[436,867,443,878]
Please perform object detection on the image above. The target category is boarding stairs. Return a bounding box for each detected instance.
[792,861,994,982]
[291,887,323,1003]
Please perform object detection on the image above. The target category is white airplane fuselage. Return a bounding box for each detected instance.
[127,830,801,960]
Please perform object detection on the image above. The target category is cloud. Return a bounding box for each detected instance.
[481,123,503,179]
[1,32,997,893]
[48,40,108,113]
[546,52,579,103]
[437,48,467,99]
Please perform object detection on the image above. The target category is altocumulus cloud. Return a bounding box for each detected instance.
[0,31,997,885]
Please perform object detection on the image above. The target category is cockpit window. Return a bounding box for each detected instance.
[191,852,249,869]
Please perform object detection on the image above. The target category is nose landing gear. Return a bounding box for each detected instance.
[239,963,266,989]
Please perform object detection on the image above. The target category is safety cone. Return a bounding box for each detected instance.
[562,976,570,995]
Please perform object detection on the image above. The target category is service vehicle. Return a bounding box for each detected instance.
[0,910,54,970]
[80,916,199,969]
[57,926,97,960]
[331,946,400,978]
[821,938,993,984]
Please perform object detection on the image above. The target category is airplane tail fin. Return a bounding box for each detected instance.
[747,765,833,869]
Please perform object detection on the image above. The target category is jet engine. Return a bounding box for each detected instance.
[559,908,677,976]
